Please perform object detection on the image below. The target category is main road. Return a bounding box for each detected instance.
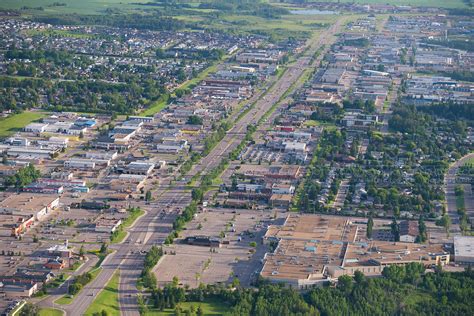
[188,19,343,178]
[40,18,344,316]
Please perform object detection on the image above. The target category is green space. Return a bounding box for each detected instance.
[54,295,74,305]
[303,120,338,130]
[463,156,474,167]
[200,13,335,41]
[0,111,46,138]
[39,308,64,316]
[285,0,468,9]
[140,94,170,117]
[25,29,94,39]
[145,298,228,316]
[68,261,82,272]
[110,207,144,244]
[456,194,466,210]
[0,0,150,15]
[55,267,102,305]
[84,270,120,316]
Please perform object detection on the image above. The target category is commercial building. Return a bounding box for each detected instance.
[399,220,419,243]
[261,214,450,288]
[64,159,96,170]
[1,282,38,298]
[125,161,155,175]
[454,236,474,264]
[95,218,122,233]
[0,194,60,221]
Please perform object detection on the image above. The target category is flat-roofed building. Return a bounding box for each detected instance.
[126,161,155,175]
[454,236,474,264]
[64,159,96,170]
[0,194,60,222]
[261,214,450,288]
[1,282,38,298]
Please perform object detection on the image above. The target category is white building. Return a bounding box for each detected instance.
[64,159,96,170]
[24,123,48,133]
[454,236,474,264]
[272,183,296,195]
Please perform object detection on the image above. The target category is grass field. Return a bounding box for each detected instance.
[25,29,94,39]
[0,0,150,15]
[140,59,220,117]
[39,308,64,316]
[140,94,170,117]
[277,0,467,9]
[463,156,474,167]
[84,270,120,316]
[0,111,46,139]
[144,298,229,316]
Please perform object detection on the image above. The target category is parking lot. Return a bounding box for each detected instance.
[154,208,279,288]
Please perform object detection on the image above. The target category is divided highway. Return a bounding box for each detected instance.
[39,19,344,316]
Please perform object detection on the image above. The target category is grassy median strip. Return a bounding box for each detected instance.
[84,270,120,316]
[55,253,105,305]
[110,207,144,244]
[39,308,64,316]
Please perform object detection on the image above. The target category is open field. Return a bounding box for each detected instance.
[0,111,46,138]
[275,0,468,9]
[25,29,94,39]
[200,13,338,40]
[145,298,229,316]
[140,94,170,117]
[84,270,120,316]
[0,0,150,15]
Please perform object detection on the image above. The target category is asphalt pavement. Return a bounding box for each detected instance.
[39,19,344,316]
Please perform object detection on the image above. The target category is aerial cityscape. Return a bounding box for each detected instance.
[0,0,472,315]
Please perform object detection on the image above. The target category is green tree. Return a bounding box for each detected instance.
[69,282,82,295]
[187,115,203,125]
[354,270,365,285]
[366,216,373,239]
[145,190,152,202]
[417,216,427,243]
[100,242,108,254]
[337,275,353,294]
[391,218,400,242]
[19,303,39,316]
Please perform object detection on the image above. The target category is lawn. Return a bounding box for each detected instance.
[39,308,64,316]
[144,298,229,316]
[0,111,46,138]
[84,270,120,316]
[55,295,74,305]
[463,156,474,167]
